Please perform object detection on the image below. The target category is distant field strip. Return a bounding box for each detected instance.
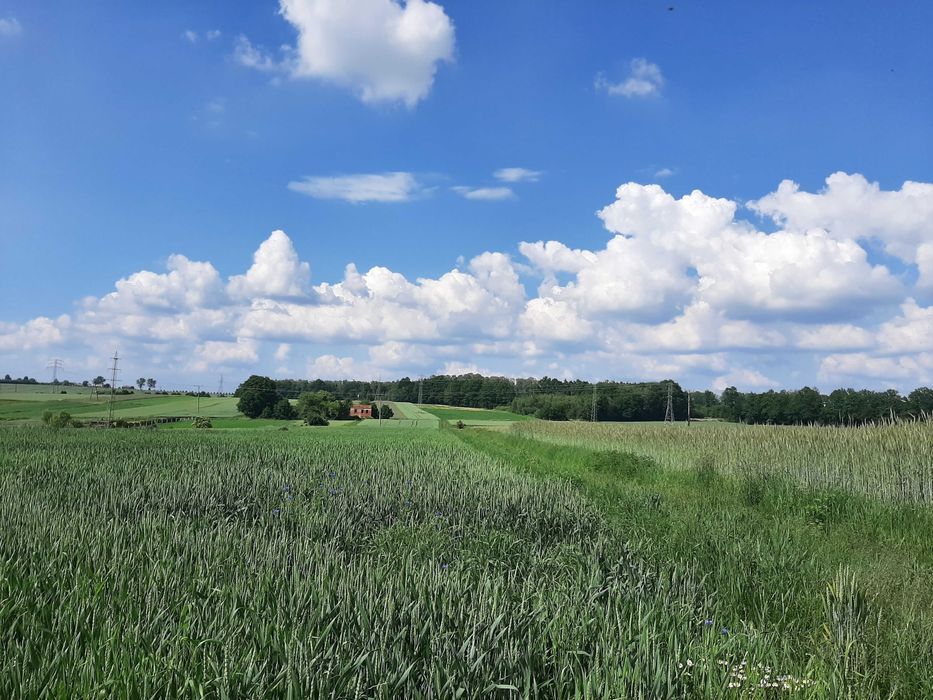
[375,402,440,428]
[421,405,530,424]
[0,394,241,422]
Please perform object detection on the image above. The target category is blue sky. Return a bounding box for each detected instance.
[1,0,932,391]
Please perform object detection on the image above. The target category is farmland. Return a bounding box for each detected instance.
[1,408,932,697]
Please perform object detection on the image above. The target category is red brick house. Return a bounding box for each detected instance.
[350,404,373,418]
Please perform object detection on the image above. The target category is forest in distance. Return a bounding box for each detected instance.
[270,375,933,426]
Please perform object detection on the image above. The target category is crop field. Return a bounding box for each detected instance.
[512,420,933,504]
[421,405,532,425]
[1,418,932,697]
[357,402,440,428]
[0,391,241,423]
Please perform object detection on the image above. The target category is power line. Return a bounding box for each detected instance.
[107,350,120,427]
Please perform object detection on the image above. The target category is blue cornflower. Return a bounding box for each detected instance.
[328,487,337,495]
[441,563,449,570]
[283,484,290,492]
[720,627,729,635]
[272,508,280,516]
[704,619,714,626]
[328,471,336,478]
[435,511,443,517]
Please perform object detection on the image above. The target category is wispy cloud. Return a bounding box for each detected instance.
[452,186,514,201]
[182,29,222,44]
[0,17,22,37]
[596,58,664,98]
[233,35,283,73]
[288,172,424,203]
[654,167,674,178]
[494,167,542,183]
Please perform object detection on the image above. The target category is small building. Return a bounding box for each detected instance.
[350,404,373,418]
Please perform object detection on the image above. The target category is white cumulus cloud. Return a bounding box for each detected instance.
[228,230,311,299]
[237,0,455,107]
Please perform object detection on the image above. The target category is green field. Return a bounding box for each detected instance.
[0,390,240,423]
[420,404,531,424]
[1,405,932,696]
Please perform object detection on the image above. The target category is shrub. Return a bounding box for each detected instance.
[43,411,80,429]
[271,398,297,421]
[303,411,329,427]
[192,417,213,429]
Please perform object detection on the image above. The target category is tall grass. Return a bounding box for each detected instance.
[511,420,933,503]
[0,427,809,698]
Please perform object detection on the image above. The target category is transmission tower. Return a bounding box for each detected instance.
[107,350,120,427]
[591,383,598,422]
[664,381,674,423]
[218,374,224,395]
[686,391,692,426]
[47,358,63,390]
[418,377,424,405]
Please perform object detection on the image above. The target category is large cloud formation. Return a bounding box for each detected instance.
[2,173,931,390]
[236,0,455,107]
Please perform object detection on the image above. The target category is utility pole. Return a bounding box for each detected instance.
[418,376,424,405]
[686,391,692,426]
[195,384,202,416]
[664,381,674,423]
[107,351,120,427]
[47,358,63,391]
[591,383,598,422]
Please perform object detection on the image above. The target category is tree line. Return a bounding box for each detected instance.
[269,374,933,425]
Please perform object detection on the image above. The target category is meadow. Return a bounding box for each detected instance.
[0,388,241,424]
[1,406,931,697]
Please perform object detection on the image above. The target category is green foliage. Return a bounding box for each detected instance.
[235,375,279,419]
[192,416,213,429]
[296,391,337,426]
[41,410,80,429]
[270,397,297,421]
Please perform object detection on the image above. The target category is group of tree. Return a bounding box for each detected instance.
[511,381,689,421]
[235,375,398,426]
[135,377,157,391]
[713,386,933,425]
[1,374,39,384]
